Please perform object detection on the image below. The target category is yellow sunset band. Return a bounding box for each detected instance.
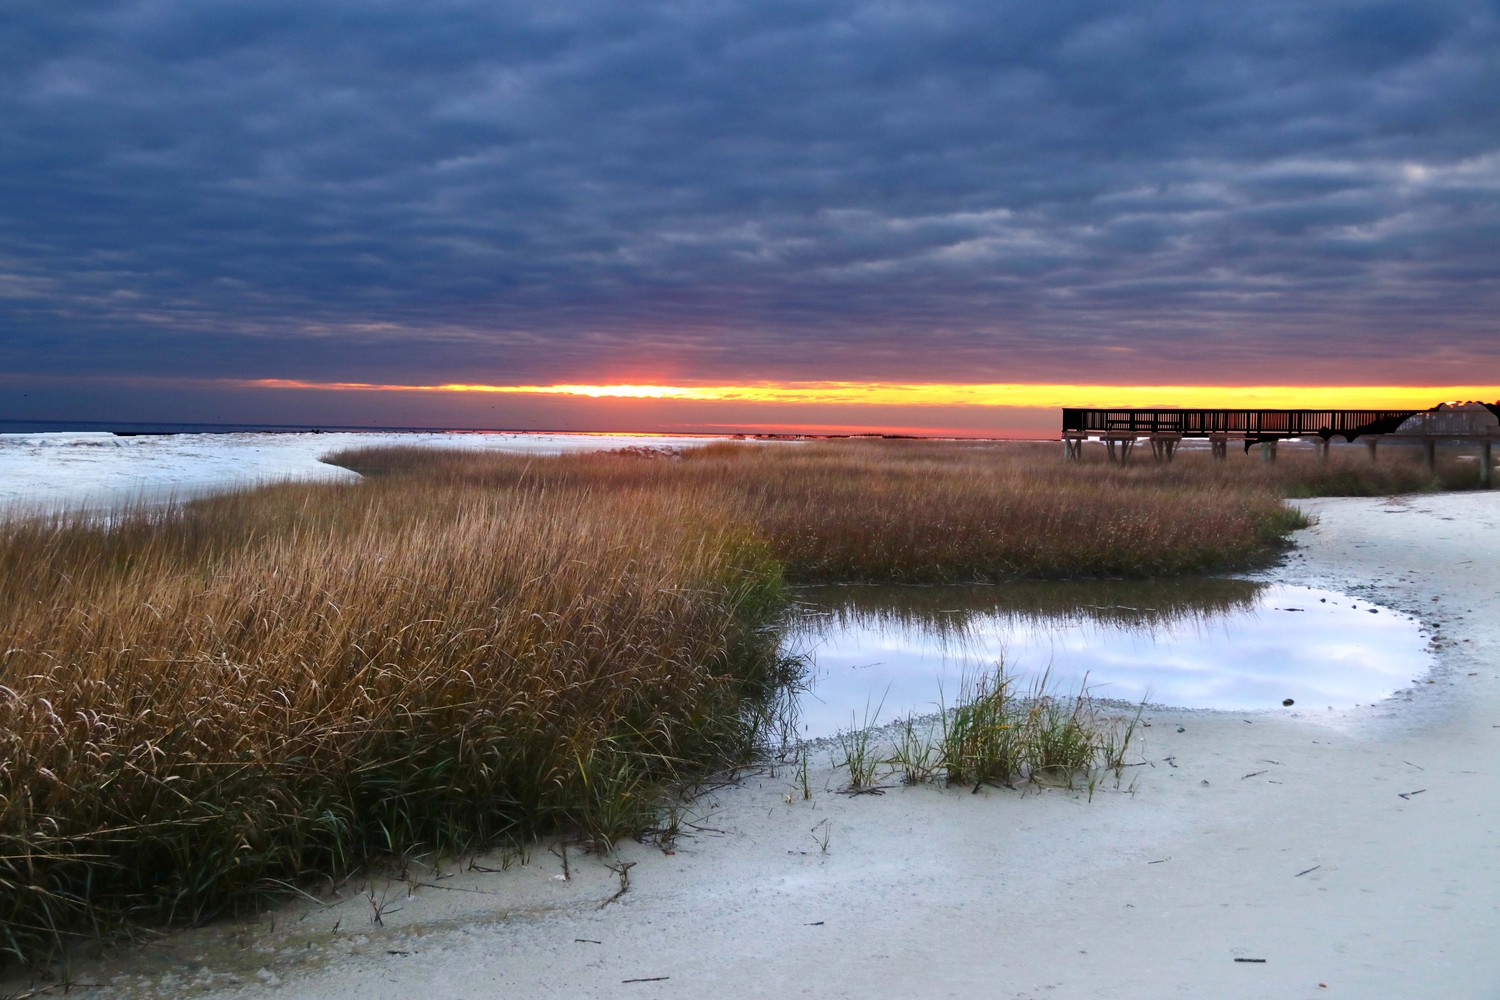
[241,380,1499,411]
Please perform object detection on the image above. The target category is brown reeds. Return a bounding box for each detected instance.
[333,440,1312,582]
[0,472,785,966]
[699,440,1307,580]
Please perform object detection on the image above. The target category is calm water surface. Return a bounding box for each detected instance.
[782,579,1432,739]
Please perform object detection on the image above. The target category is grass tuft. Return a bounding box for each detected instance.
[833,693,887,791]
[936,668,1140,790]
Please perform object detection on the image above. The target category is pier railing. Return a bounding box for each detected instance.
[1060,407,1436,443]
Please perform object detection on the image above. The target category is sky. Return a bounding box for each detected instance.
[2,0,1498,436]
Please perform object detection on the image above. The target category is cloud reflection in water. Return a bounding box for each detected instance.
[783,580,1430,739]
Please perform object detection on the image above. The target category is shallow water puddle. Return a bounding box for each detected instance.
[781,579,1432,739]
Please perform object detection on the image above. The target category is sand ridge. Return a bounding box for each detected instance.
[36,491,1500,999]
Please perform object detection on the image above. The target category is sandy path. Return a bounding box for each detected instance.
[38,492,1500,999]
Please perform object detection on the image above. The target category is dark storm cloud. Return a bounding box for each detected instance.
[2,0,1497,388]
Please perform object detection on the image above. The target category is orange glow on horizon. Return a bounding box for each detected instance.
[682,422,1027,438]
[241,378,1500,411]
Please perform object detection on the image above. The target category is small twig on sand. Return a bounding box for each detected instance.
[550,842,571,879]
[410,881,504,895]
[684,822,728,835]
[622,977,670,984]
[599,861,636,909]
[367,889,401,926]
[1295,865,1321,877]
[1397,788,1426,800]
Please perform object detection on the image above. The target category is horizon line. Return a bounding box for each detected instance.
[238,378,1500,410]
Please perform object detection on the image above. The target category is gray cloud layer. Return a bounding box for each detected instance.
[3,0,1498,388]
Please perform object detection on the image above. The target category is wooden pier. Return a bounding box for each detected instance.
[1060,402,1500,485]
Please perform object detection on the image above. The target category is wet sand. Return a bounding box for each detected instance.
[23,491,1500,998]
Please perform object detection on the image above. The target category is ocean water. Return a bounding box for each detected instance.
[0,423,732,514]
[0,419,626,435]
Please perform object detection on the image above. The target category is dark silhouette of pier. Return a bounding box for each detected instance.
[1060,402,1500,485]
[1060,407,1461,444]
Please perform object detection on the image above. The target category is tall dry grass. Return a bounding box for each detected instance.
[0,472,784,966]
[697,440,1308,580]
[333,441,1313,582]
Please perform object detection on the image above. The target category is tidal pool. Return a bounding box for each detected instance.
[781,579,1432,739]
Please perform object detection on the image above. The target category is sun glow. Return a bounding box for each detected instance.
[241,379,1500,411]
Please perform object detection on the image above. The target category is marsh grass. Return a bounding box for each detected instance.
[334,439,1329,584]
[938,671,1024,787]
[827,669,1140,793]
[0,470,786,967]
[937,668,1137,790]
[833,693,887,791]
[702,441,1312,581]
[0,437,1414,966]
[890,717,941,786]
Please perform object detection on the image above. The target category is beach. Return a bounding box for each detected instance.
[52,488,1497,999]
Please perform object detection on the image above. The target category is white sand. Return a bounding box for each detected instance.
[24,491,1500,998]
